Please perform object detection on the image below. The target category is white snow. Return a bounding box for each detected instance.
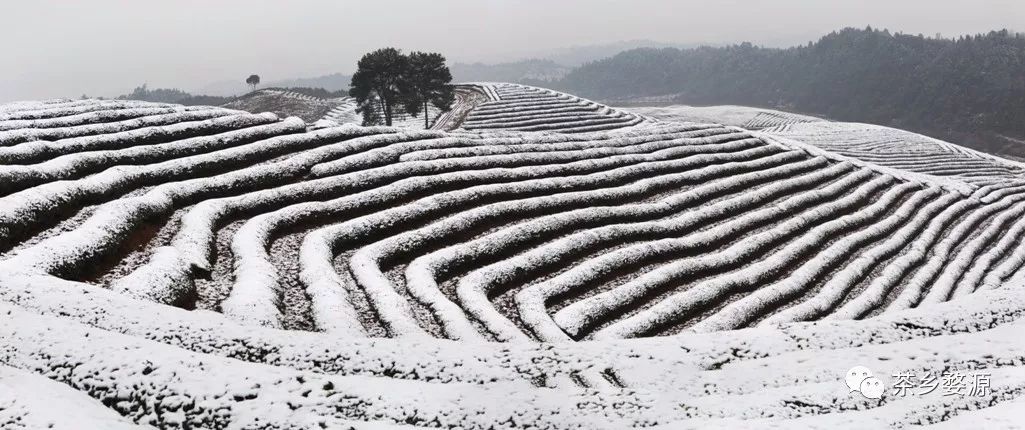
[2,93,1025,428]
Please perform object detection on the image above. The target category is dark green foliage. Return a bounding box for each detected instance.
[349,48,454,127]
[117,84,232,105]
[246,74,261,91]
[175,94,233,106]
[117,84,195,104]
[556,28,1025,157]
[116,84,344,107]
[360,107,383,126]
[349,48,410,126]
[402,52,454,128]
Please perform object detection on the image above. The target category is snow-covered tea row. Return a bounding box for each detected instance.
[3,96,1025,428]
[626,105,1024,190]
[460,83,649,133]
[761,121,1025,184]
[318,97,358,125]
[2,99,1021,344]
[220,88,346,123]
[624,105,823,130]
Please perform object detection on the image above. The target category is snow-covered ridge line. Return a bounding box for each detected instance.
[0,115,296,196]
[459,83,650,133]
[755,129,978,194]
[0,105,216,132]
[0,106,241,146]
[0,99,183,121]
[759,122,1025,186]
[0,112,278,164]
[634,105,1023,192]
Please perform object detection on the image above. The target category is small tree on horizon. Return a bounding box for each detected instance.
[246,74,261,92]
[402,52,454,129]
[349,48,409,126]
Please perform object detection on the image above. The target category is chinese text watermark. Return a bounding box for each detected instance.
[846,366,991,400]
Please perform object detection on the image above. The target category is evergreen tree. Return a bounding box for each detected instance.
[246,74,261,92]
[402,52,454,129]
[349,48,409,126]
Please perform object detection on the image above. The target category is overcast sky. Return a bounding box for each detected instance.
[2,0,1023,102]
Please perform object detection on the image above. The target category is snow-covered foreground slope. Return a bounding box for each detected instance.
[2,96,1025,428]
[5,272,1025,428]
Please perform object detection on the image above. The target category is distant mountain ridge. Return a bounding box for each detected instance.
[527,39,698,67]
[451,59,571,84]
[450,40,697,85]
[551,27,1025,159]
[191,41,695,96]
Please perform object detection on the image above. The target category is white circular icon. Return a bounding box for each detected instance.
[845,366,873,393]
[859,376,884,399]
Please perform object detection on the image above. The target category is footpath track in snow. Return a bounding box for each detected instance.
[2,94,1025,428]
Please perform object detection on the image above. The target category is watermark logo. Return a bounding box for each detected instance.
[846,366,884,399]
[846,366,992,400]
[891,371,991,397]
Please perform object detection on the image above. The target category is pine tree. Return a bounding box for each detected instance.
[402,52,454,129]
[349,48,409,126]
[246,75,260,92]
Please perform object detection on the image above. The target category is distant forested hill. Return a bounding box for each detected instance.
[451,59,570,84]
[555,28,1025,158]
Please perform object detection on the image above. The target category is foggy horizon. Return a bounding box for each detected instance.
[2,0,1023,102]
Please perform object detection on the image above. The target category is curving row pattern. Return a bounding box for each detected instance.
[460,83,650,133]
[3,99,1023,342]
[2,95,1025,428]
[761,121,1025,186]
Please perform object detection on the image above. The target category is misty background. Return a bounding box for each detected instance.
[2,0,1024,102]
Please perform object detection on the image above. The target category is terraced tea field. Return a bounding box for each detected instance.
[2,87,1025,429]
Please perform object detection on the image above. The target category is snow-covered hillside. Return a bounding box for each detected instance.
[2,93,1025,428]
[627,104,823,130]
[760,121,1025,186]
[221,88,350,123]
[315,94,444,130]
[458,83,651,133]
[629,104,1025,191]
